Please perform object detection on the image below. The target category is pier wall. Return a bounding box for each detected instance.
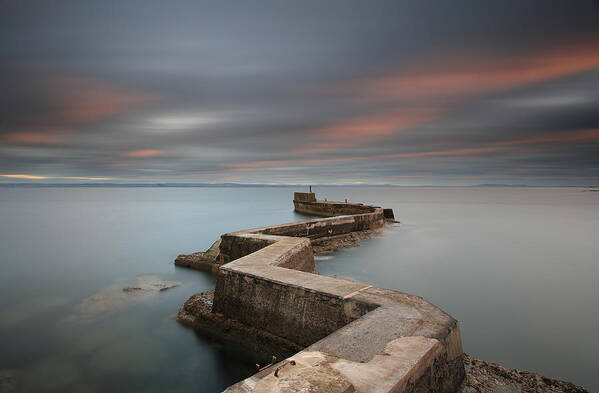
[178,193,465,393]
[293,192,376,217]
[213,263,375,347]
[217,211,384,264]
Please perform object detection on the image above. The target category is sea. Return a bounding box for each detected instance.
[0,186,597,392]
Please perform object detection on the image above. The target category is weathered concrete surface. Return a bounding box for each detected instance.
[293,199,376,217]
[293,192,398,223]
[294,192,317,203]
[178,291,302,360]
[225,337,463,393]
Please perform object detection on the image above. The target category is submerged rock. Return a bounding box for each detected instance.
[311,227,383,255]
[0,369,20,393]
[121,275,181,292]
[67,275,181,322]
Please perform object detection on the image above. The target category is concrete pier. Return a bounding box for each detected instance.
[177,192,465,393]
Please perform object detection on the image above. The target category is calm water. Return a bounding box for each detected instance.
[0,187,597,392]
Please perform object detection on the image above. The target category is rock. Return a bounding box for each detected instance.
[121,275,181,292]
[0,369,20,393]
[122,287,143,292]
[174,239,222,272]
[311,228,383,255]
[458,354,588,393]
[67,275,181,322]
[491,386,519,393]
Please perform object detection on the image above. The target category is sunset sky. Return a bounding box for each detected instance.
[1,0,599,185]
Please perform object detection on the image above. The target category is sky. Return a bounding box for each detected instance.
[1,0,599,185]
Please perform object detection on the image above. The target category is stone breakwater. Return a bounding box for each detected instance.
[175,192,589,392]
[176,192,464,393]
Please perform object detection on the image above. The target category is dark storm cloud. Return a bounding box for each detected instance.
[1,0,599,184]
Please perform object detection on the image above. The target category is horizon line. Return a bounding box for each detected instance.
[0,182,596,188]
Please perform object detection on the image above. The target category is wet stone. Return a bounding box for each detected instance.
[0,369,20,393]
[67,275,181,321]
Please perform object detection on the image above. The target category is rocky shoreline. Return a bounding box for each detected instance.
[175,239,223,272]
[311,227,385,255]
[458,354,588,393]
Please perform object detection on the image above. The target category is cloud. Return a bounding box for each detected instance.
[226,128,599,174]
[1,0,598,185]
[287,43,599,160]
[1,174,112,181]
[143,114,223,132]
[1,129,78,145]
[490,128,599,146]
[48,75,158,123]
[1,174,48,180]
[288,108,442,155]
[0,66,158,131]
[121,149,164,158]
[2,132,64,145]
[333,43,599,102]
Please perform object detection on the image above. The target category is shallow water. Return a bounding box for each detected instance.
[0,187,597,391]
[0,187,305,393]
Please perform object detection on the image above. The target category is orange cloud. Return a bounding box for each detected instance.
[2,132,62,144]
[0,174,112,181]
[2,129,77,145]
[104,161,130,169]
[293,44,599,158]
[290,108,441,155]
[1,174,48,179]
[347,43,599,101]
[229,146,506,173]
[316,110,440,138]
[229,128,599,174]
[121,149,164,158]
[46,75,157,123]
[8,68,159,129]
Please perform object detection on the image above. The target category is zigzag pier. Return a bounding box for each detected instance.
[175,192,464,393]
